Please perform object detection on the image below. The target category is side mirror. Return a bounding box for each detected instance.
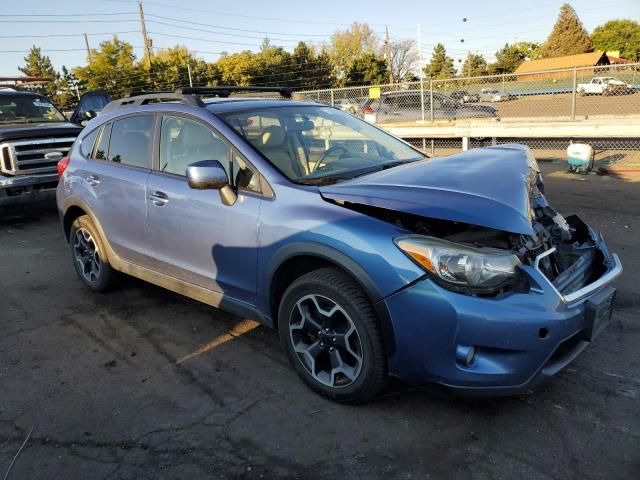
[81,110,97,121]
[186,160,237,206]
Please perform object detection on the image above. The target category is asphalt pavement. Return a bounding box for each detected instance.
[1,162,638,479]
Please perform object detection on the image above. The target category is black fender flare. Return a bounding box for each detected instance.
[264,241,396,355]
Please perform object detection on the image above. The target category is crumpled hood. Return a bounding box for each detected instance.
[320,145,539,235]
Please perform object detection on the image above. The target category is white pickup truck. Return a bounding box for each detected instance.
[577,77,633,96]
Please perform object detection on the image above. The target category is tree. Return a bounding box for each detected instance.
[424,43,455,79]
[461,52,488,78]
[489,42,540,74]
[216,50,259,86]
[260,37,272,52]
[18,46,58,98]
[540,4,592,58]
[329,22,378,77]
[389,38,418,83]
[289,42,334,89]
[592,19,640,62]
[345,53,388,85]
[149,46,210,90]
[73,37,145,98]
[54,66,79,111]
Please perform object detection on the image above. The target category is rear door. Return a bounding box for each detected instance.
[84,114,155,266]
[145,114,263,305]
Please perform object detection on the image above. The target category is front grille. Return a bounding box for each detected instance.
[0,137,75,175]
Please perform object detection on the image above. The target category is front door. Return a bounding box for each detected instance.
[146,114,262,305]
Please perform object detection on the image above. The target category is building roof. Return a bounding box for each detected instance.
[515,51,607,74]
[607,55,632,64]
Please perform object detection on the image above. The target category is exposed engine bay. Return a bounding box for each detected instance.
[332,199,606,296]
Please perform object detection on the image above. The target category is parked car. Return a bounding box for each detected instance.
[450,90,480,103]
[577,77,633,96]
[69,90,112,125]
[357,90,496,124]
[334,97,363,114]
[57,87,622,403]
[478,88,515,102]
[0,89,87,206]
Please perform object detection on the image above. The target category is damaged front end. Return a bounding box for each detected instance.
[326,174,620,303]
[517,175,621,304]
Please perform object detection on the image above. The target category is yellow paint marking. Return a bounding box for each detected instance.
[175,319,260,365]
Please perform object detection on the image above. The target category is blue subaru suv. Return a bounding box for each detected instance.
[57,87,622,403]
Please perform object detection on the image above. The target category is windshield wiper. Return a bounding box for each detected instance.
[349,158,422,179]
[299,158,423,186]
[297,174,353,186]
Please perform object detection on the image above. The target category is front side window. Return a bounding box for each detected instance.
[220,105,424,185]
[160,116,230,176]
[108,115,153,168]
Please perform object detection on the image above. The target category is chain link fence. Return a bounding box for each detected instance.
[301,62,640,169]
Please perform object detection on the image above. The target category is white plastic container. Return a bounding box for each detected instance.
[567,143,594,173]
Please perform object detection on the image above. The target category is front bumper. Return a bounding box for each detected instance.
[0,173,58,206]
[382,234,622,395]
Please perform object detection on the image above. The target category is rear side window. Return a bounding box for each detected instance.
[108,115,153,168]
[80,128,99,158]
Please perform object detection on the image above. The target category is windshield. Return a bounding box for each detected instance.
[220,105,424,184]
[0,95,66,123]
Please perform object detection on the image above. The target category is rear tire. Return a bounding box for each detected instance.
[69,215,116,292]
[278,267,387,404]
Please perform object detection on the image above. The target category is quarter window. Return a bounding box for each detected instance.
[108,115,153,168]
[80,128,99,158]
[94,123,111,160]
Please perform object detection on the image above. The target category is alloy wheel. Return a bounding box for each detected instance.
[73,227,101,283]
[289,294,363,388]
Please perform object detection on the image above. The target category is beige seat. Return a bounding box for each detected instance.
[167,121,229,175]
[256,126,306,178]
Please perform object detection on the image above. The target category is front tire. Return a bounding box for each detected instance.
[278,267,387,404]
[70,215,116,292]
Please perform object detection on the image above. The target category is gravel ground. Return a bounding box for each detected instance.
[0,163,638,479]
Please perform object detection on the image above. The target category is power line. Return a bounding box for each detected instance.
[0,19,139,23]
[103,0,365,26]
[0,12,134,17]
[0,31,140,39]
[146,20,305,44]
[144,13,335,38]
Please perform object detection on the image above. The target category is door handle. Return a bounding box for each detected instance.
[149,190,169,206]
[87,174,100,187]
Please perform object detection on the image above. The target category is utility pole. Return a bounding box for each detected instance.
[187,62,193,87]
[138,1,152,69]
[385,25,393,84]
[418,24,425,123]
[83,33,93,65]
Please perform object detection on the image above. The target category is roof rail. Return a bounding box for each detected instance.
[174,86,293,98]
[102,92,204,113]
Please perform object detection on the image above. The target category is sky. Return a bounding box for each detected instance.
[0,0,638,76]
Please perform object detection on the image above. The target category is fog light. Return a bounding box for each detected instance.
[456,344,477,367]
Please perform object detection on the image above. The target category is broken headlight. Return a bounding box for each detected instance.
[395,235,522,292]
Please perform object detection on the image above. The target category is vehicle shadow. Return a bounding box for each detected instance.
[0,198,58,227]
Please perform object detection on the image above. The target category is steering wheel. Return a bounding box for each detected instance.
[313,145,350,172]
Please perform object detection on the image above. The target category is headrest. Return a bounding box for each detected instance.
[185,124,216,150]
[258,126,286,148]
